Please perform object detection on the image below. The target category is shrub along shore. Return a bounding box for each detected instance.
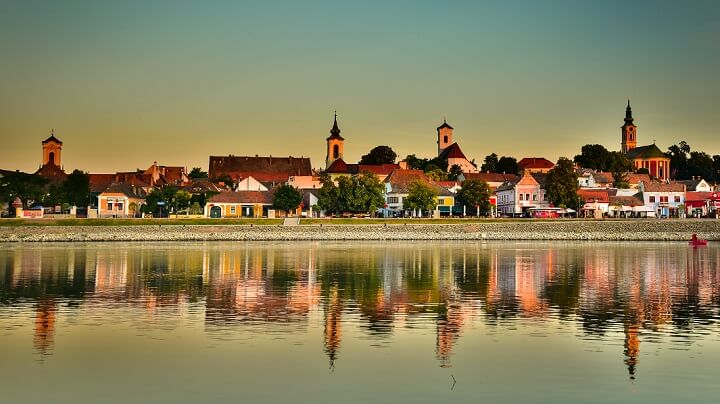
[1,219,719,242]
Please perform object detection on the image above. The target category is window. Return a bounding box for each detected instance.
[674,196,681,203]
[660,196,669,203]
[230,206,236,214]
[387,197,399,204]
[117,201,124,212]
[649,196,655,203]
[533,193,538,201]
[443,135,448,143]
[437,198,445,206]
[519,194,524,201]
[107,200,114,211]
[525,193,530,201]
[333,144,339,159]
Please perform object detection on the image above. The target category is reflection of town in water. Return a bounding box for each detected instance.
[1,242,719,377]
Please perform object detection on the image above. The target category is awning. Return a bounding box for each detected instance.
[632,206,655,212]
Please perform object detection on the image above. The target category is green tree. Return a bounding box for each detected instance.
[335,176,355,212]
[273,184,303,216]
[317,174,340,214]
[457,179,491,216]
[128,202,139,218]
[62,169,92,207]
[404,180,437,215]
[496,156,519,175]
[481,153,498,172]
[713,155,720,182]
[448,164,463,181]
[0,171,48,208]
[687,151,714,181]
[574,144,611,170]
[426,168,448,181]
[215,174,235,190]
[359,146,397,165]
[188,167,208,179]
[354,172,385,214]
[667,141,691,180]
[189,202,202,215]
[545,157,581,209]
[174,190,192,214]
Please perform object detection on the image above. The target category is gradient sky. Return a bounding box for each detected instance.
[1,0,718,173]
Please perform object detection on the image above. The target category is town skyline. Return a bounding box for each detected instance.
[1,1,719,173]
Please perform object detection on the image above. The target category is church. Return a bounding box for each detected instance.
[436,120,477,173]
[621,101,670,181]
[35,130,67,184]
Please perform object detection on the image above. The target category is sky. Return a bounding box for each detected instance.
[1,0,719,173]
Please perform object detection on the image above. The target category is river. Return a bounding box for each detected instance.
[1,241,719,403]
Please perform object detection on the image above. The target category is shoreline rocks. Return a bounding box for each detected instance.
[1,220,720,242]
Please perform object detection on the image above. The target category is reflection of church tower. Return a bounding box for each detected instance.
[621,100,637,153]
[623,324,640,379]
[323,286,343,370]
[623,282,643,380]
[325,113,344,169]
[34,299,57,359]
[436,304,463,368]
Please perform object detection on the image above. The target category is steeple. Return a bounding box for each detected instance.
[621,100,637,153]
[327,111,343,140]
[325,112,345,169]
[624,99,634,125]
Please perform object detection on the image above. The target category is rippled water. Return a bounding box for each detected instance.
[1,241,720,403]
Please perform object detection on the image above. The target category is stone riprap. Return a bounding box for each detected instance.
[1,220,720,242]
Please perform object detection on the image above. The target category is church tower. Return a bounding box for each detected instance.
[621,100,637,153]
[42,130,62,167]
[325,113,344,169]
[437,119,454,156]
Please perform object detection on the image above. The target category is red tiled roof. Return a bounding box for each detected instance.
[325,158,351,174]
[625,173,651,185]
[518,157,555,170]
[88,173,116,193]
[609,195,643,207]
[356,164,400,176]
[593,172,614,184]
[99,183,147,198]
[208,191,274,205]
[686,192,720,202]
[385,169,452,196]
[438,143,467,160]
[462,172,518,183]
[642,181,685,192]
[578,189,611,203]
[35,163,67,184]
[209,155,312,181]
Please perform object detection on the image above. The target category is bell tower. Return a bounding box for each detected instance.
[42,129,63,167]
[325,112,344,169]
[437,119,453,156]
[621,100,637,153]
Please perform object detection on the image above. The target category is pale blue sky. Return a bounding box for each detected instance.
[1,0,718,172]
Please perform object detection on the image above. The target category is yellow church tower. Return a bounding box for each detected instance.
[621,100,637,153]
[437,119,454,156]
[325,113,344,169]
[42,130,62,167]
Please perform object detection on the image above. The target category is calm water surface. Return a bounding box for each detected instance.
[1,241,720,403]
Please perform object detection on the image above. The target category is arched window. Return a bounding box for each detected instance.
[333,144,339,159]
[443,135,448,143]
[48,152,55,165]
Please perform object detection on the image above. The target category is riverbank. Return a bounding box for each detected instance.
[1,220,719,242]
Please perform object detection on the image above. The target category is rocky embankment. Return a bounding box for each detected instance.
[1,220,720,242]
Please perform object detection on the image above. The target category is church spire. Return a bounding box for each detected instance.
[328,111,343,140]
[625,99,634,125]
